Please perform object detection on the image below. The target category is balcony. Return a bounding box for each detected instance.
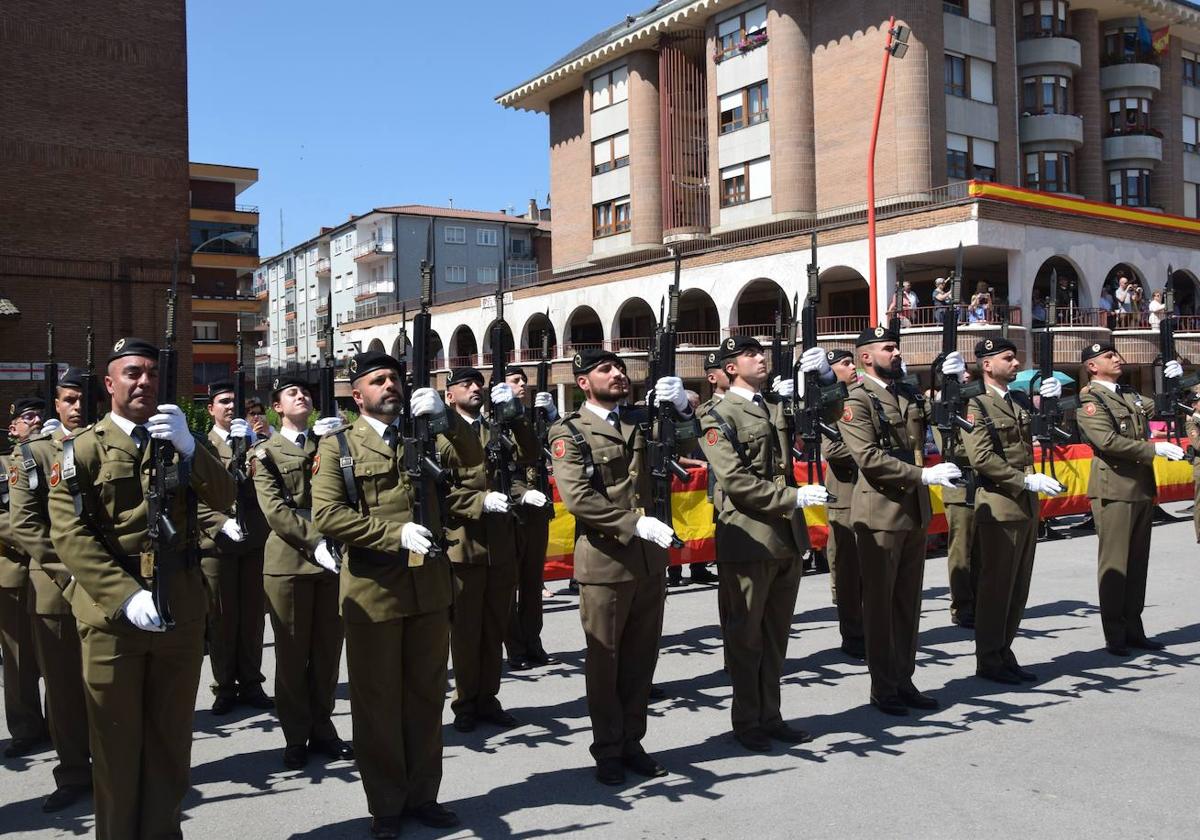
[255,346,271,358]
[1099,62,1161,95]
[354,278,395,301]
[315,257,331,276]
[353,239,395,263]
[816,307,1027,367]
[1016,36,1081,75]
[1019,113,1084,149]
[285,345,297,357]
[1103,133,1163,166]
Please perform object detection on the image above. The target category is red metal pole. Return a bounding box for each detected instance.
[867,17,895,327]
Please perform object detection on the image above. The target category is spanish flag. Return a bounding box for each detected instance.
[1152,25,1171,55]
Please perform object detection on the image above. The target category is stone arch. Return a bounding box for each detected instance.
[481,319,516,365]
[1031,256,1089,324]
[448,325,477,367]
[730,278,790,335]
[520,312,557,359]
[427,330,446,369]
[367,338,385,353]
[1168,269,1200,316]
[817,266,869,333]
[565,305,604,352]
[612,297,656,351]
[677,288,720,346]
[390,333,412,360]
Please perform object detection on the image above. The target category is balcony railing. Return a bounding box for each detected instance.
[353,239,395,261]
[886,304,1024,328]
[676,330,720,346]
[192,200,259,213]
[816,315,871,335]
[316,258,331,274]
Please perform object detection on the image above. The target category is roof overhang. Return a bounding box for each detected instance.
[189,162,259,196]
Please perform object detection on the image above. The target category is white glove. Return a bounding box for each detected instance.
[410,387,444,417]
[771,376,795,399]
[491,383,516,404]
[1192,412,1200,424]
[1165,360,1184,379]
[401,521,434,556]
[921,462,963,488]
[312,416,341,437]
[1039,378,1062,399]
[1155,442,1185,461]
[520,489,548,508]
[1023,473,1064,496]
[800,346,832,378]
[635,515,676,549]
[229,417,256,445]
[534,392,559,421]
[147,404,195,457]
[313,540,340,573]
[41,419,62,435]
[654,376,689,413]
[900,359,909,376]
[483,491,511,513]
[220,519,245,542]
[794,484,829,508]
[122,590,165,632]
[941,351,966,382]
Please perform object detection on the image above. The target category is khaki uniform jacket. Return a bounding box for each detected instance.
[437,410,536,566]
[549,406,691,584]
[9,427,74,613]
[700,391,808,561]
[198,428,269,553]
[932,421,971,506]
[838,378,932,531]
[823,435,857,514]
[311,418,455,624]
[1187,416,1200,480]
[1076,384,1157,502]
[0,450,31,589]
[46,414,236,631]
[963,388,1038,523]
[252,431,326,576]
[697,395,729,517]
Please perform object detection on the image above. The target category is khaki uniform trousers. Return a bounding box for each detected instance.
[1092,498,1153,646]
[505,517,550,660]
[856,526,927,699]
[450,562,516,717]
[201,549,266,698]
[30,606,91,786]
[945,503,979,622]
[826,512,864,645]
[0,585,45,739]
[974,518,1037,672]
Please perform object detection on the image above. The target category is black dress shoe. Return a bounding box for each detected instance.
[283,745,309,770]
[899,689,939,710]
[734,728,773,752]
[310,738,354,761]
[1130,637,1166,651]
[452,714,477,733]
[595,757,626,785]
[507,656,531,671]
[667,576,686,588]
[689,567,720,584]
[870,694,909,716]
[479,708,519,729]
[211,696,237,716]
[764,723,812,744]
[622,752,667,777]
[4,734,48,758]
[648,685,666,700]
[42,783,91,813]
[952,613,976,629]
[1008,665,1038,682]
[239,688,275,710]
[406,801,461,829]
[977,667,1022,686]
[525,650,556,666]
[564,580,579,595]
[369,816,403,839]
[1105,643,1132,657]
[840,640,866,661]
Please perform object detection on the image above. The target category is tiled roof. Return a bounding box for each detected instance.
[373,205,541,225]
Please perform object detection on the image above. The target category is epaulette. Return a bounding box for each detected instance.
[255,444,271,461]
[26,430,53,443]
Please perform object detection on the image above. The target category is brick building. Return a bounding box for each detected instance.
[0,0,192,413]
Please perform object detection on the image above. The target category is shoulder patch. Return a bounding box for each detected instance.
[842,406,854,422]
[311,452,321,475]
[966,413,975,425]
[1085,403,1097,416]
[705,428,720,446]
[48,462,61,488]
[551,438,567,459]
[7,464,17,485]
[255,446,270,461]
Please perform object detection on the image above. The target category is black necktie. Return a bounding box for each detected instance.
[471,419,482,437]
[131,426,149,453]
[606,411,619,427]
[752,394,765,408]
[382,425,398,451]
[295,432,306,449]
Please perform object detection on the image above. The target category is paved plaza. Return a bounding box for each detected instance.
[3,508,1198,839]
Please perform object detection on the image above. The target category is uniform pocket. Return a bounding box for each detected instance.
[95,458,140,513]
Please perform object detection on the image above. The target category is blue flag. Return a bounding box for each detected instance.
[1137,16,1153,52]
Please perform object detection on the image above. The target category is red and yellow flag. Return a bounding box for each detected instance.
[1152,25,1171,55]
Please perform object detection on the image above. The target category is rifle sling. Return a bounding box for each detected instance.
[256,448,297,509]
[705,405,759,477]
[61,438,146,583]
[334,430,360,510]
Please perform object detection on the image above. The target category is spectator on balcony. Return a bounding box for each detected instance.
[933,278,955,324]
[1148,289,1167,329]
[1055,273,1078,312]
[1114,275,1136,328]
[1031,295,1048,328]
[967,291,991,324]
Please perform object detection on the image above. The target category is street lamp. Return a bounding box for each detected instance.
[866,17,910,326]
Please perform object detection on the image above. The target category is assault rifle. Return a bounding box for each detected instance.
[772,290,802,467]
[533,329,556,517]
[319,289,337,420]
[644,249,698,550]
[930,243,980,494]
[1154,271,1200,441]
[43,323,57,414]
[82,321,98,425]
[798,235,846,494]
[146,243,183,630]
[486,277,522,520]
[401,261,451,561]
[1030,274,1073,478]
[229,330,248,531]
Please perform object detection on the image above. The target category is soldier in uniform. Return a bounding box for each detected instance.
[46,337,236,839]
[197,381,272,715]
[9,370,93,810]
[1075,342,1185,655]
[439,366,543,731]
[1185,391,1200,543]
[1,397,48,758]
[700,336,833,751]
[961,338,1064,684]
[252,375,352,770]
[502,364,558,670]
[312,350,461,838]
[932,362,980,629]
[838,326,963,715]
[823,349,865,660]
[549,349,690,785]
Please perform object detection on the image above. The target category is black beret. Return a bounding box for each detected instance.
[855,325,900,347]
[703,351,722,370]
[57,367,88,390]
[107,337,159,364]
[271,374,312,398]
[974,337,1018,359]
[9,396,45,418]
[717,334,764,361]
[572,348,625,375]
[348,351,402,383]
[447,367,485,386]
[1081,341,1117,363]
[504,365,527,379]
[826,349,853,364]
[207,381,235,400]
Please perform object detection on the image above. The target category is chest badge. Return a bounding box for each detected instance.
[7,464,18,486]
[48,462,61,488]
[705,428,719,446]
[311,453,321,475]
[551,439,567,459]
[842,407,854,422]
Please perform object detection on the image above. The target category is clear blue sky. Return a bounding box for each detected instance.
[187,0,619,256]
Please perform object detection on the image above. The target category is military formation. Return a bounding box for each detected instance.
[0,310,1191,837]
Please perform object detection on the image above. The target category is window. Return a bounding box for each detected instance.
[592,132,630,174]
[1107,97,1151,134]
[193,321,219,341]
[511,238,528,256]
[1185,50,1199,87]
[445,265,467,284]
[444,226,466,244]
[719,81,769,134]
[720,157,771,207]
[477,228,498,246]
[593,197,631,237]
[970,58,995,103]
[333,237,342,255]
[717,5,767,58]
[943,0,966,16]
[947,134,969,179]
[1108,169,1152,206]
[308,249,316,265]
[1184,116,1199,152]
[310,319,317,334]
[1022,75,1070,114]
[1185,182,1200,218]
[945,53,967,97]
[1021,1,1069,38]
[343,234,352,250]
[477,266,499,284]
[1104,26,1155,64]
[590,65,628,111]
[947,134,996,181]
[299,321,306,338]
[1025,151,1073,193]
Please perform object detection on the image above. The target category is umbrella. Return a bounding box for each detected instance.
[1012,368,1075,394]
